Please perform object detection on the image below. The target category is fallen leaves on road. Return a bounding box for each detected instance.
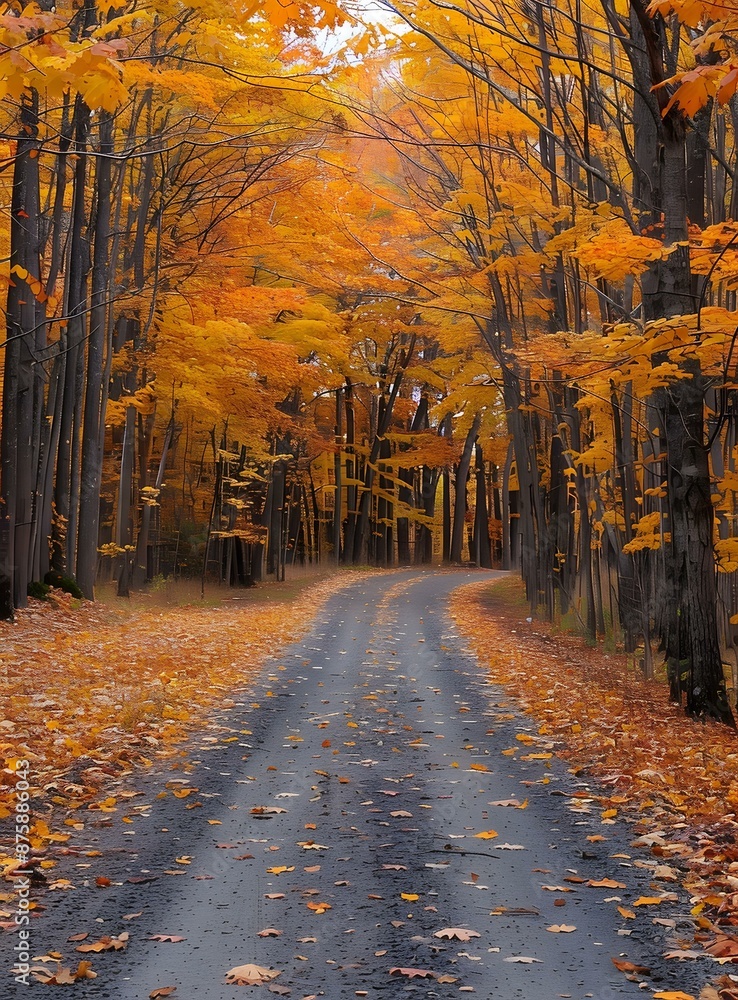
[433,927,481,941]
[225,964,281,985]
[76,932,129,952]
[32,960,97,983]
[611,957,651,974]
[389,967,436,979]
[0,572,374,853]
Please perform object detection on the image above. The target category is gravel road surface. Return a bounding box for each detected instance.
[3,570,705,998]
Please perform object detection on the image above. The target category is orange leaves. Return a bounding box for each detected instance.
[76,932,129,952]
[0,575,350,844]
[225,964,280,985]
[305,900,331,913]
[473,829,498,840]
[389,967,436,979]
[32,961,97,984]
[611,958,651,975]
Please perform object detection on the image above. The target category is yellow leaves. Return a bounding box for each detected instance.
[473,830,498,840]
[306,900,331,913]
[622,512,668,555]
[400,892,419,902]
[632,896,664,906]
[171,787,198,799]
[266,866,294,875]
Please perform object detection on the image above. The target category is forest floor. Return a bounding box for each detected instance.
[450,578,738,998]
[0,569,736,998]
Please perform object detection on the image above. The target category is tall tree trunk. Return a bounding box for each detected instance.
[625,0,733,723]
[77,113,113,597]
[450,413,481,563]
[1,90,43,613]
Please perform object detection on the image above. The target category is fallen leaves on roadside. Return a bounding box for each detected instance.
[225,964,280,985]
[546,924,576,933]
[503,956,542,964]
[149,988,177,999]
[257,928,282,938]
[149,934,186,943]
[306,901,331,913]
[0,575,368,850]
[449,580,738,945]
[473,830,498,840]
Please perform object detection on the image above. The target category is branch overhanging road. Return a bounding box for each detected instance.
[6,570,703,997]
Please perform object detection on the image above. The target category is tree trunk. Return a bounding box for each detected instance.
[450,413,481,563]
[77,113,113,598]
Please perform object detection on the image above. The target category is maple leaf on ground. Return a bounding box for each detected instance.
[32,961,97,983]
[389,967,436,978]
[611,957,651,974]
[225,964,280,985]
[149,934,186,943]
[433,927,481,941]
[76,932,129,952]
